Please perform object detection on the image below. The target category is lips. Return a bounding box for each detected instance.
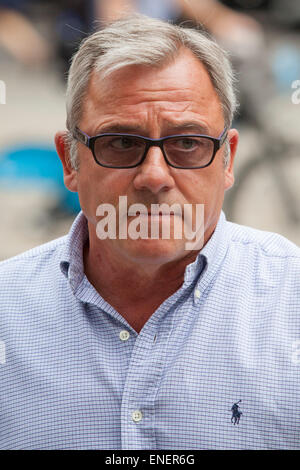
[127,212,175,216]
[126,202,183,217]
[147,211,175,215]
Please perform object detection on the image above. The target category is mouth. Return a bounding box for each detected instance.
[125,202,184,219]
[128,212,178,217]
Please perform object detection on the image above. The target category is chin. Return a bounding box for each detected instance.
[120,238,187,264]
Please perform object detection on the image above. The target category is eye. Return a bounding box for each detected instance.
[172,138,200,150]
[110,136,139,150]
[178,138,197,149]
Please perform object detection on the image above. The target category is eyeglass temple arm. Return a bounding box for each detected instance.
[218,126,228,146]
[73,127,90,146]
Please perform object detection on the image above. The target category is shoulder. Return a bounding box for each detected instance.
[223,221,300,292]
[226,220,300,259]
[0,236,76,332]
[0,236,67,283]
[203,220,300,315]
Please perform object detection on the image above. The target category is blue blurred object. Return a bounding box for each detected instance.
[137,0,181,20]
[271,44,300,93]
[0,145,80,213]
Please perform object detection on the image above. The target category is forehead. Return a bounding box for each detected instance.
[80,48,224,134]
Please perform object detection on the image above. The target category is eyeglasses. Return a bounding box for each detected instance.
[73,126,228,169]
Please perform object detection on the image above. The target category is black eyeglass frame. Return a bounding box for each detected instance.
[73,126,228,169]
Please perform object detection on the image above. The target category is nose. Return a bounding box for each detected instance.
[133,146,175,194]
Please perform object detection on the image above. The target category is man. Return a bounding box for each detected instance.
[0,14,299,450]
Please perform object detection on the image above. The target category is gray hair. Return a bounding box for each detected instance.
[65,14,238,169]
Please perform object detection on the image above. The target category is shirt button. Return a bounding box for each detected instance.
[195,289,201,299]
[132,410,143,422]
[119,330,130,341]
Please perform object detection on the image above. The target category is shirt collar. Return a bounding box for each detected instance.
[200,210,229,268]
[194,210,230,303]
[60,210,230,297]
[183,211,230,298]
[60,211,88,292]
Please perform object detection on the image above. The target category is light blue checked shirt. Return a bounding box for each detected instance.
[0,211,300,450]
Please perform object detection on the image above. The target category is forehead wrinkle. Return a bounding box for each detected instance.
[89,99,219,137]
[95,97,210,121]
[95,92,199,111]
[96,73,216,106]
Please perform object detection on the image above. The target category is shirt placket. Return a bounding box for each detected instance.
[120,313,174,450]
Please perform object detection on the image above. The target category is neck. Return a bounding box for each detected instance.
[83,237,199,332]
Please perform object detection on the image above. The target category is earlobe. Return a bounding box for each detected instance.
[55,131,78,193]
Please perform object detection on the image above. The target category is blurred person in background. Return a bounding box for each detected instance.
[0,0,51,64]
[0,0,264,70]
[0,0,93,69]
[0,15,299,450]
[98,0,263,52]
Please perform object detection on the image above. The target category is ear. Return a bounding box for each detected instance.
[55,131,78,192]
[224,128,239,191]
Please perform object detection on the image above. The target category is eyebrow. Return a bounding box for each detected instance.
[95,124,147,134]
[172,122,211,134]
[94,121,212,136]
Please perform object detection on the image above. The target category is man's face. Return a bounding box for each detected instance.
[59,48,238,266]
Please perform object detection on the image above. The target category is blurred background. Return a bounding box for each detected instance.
[0,0,299,260]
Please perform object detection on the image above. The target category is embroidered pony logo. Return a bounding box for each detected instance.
[231,400,242,425]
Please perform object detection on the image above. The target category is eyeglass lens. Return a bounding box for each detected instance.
[93,135,215,168]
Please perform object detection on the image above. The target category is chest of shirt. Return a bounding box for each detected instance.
[1,288,300,449]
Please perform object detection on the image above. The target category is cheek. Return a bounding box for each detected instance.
[75,167,101,219]
[177,168,226,226]
[76,166,134,213]
[76,178,96,222]
[179,169,224,203]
